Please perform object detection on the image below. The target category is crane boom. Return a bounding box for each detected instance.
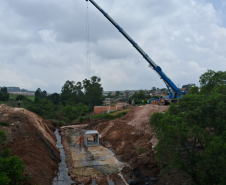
[86,0,186,98]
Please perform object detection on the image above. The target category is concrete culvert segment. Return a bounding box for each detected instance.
[84,130,99,147]
[60,126,124,184]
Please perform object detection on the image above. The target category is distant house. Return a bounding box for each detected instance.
[94,102,127,114]
[155,89,161,96]
[7,87,20,92]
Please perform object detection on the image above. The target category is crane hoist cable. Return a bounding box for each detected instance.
[86,1,90,79]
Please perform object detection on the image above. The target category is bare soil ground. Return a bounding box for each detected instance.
[0,104,60,185]
[60,125,126,185]
[94,105,168,184]
[60,105,179,184]
[94,105,191,185]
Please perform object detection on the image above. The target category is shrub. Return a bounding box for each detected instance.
[0,130,30,184]
[150,85,226,184]
[0,122,9,127]
[137,147,144,154]
[0,155,26,185]
[92,111,127,120]
[52,120,66,126]
[15,95,27,101]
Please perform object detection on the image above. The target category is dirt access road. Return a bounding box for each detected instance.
[61,104,168,185]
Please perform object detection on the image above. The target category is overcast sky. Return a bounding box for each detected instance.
[0,0,225,93]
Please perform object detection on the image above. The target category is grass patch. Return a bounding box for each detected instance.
[92,109,130,120]
[110,109,130,116]
[137,147,144,154]
[78,116,89,122]
[52,120,66,126]
[0,122,9,126]
[9,94,35,101]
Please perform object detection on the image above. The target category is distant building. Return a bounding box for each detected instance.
[6,87,20,92]
[0,86,35,93]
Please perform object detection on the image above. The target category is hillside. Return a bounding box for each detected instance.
[0,104,60,184]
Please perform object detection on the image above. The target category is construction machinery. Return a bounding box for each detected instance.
[85,0,186,103]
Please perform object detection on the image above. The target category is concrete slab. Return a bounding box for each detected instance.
[65,128,123,177]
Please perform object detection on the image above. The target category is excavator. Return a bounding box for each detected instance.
[85,0,186,104]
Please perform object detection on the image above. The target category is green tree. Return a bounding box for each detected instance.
[35,88,42,99]
[47,93,60,105]
[150,70,226,184]
[61,80,76,105]
[0,87,9,101]
[199,69,226,94]
[83,76,104,107]
[137,90,146,99]
[0,130,7,149]
[35,88,47,100]
[74,82,85,104]
[189,84,199,94]
[61,81,85,105]
[1,87,7,94]
[0,156,25,185]
[0,130,27,185]
[15,95,28,101]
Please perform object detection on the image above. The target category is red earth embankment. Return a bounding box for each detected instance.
[0,104,60,185]
[96,105,168,181]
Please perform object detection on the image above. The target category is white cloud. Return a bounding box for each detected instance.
[0,0,225,92]
[0,69,47,89]
[38,30,56,43]
[188,61,206,73]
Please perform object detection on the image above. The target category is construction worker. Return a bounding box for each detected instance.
[93,135,96,142]
[82,135,84,142]
[79,135,84,145]
[142,100,144,104]
[147,100,149,104]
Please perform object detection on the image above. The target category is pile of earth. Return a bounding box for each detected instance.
[95,105,168,184]
[93,105,192,185]
[0,104,60,185]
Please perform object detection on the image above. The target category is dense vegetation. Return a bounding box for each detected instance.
[128,90,159,104]
[150,70,226,184]
[5,76,104,124]
[0,130,29,185]
[0,87,9,102]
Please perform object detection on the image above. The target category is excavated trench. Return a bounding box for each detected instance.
[60,126,128,184]
[53,129,75,185]
[54,105,172,184]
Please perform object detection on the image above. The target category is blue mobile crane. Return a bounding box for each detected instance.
[85,0,186,103]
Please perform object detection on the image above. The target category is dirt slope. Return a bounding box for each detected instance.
[95,105,168,184]
[0,104,60,185]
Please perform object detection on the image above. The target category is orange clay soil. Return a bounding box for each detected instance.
[95,105,168,180]
[0,104,60,185]
[95,105,191,185]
